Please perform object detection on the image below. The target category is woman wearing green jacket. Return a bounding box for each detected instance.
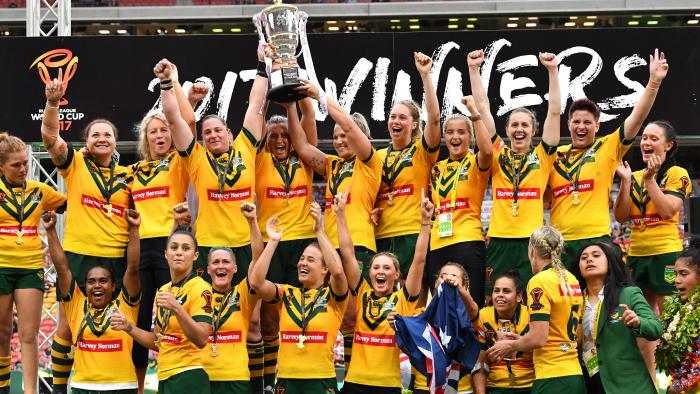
[573,241,662,394]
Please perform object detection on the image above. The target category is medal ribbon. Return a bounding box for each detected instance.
[509,149,531,207]
[561,148,588,196]
[88,159,116,205]
[381,143,413,194]
[299,287,324,336]
[328,157,355,199]
[639,178,651,228]
[158,273,194,334]
[272,157,294,196]
[210,146,234,195]
[0,177,27,232]
[438,155,469,212]
[73,299,116,349]
[212,289,233,347]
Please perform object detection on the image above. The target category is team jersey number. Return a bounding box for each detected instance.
[566,304,581,341]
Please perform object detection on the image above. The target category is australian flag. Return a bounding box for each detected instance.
[394,282,480,394]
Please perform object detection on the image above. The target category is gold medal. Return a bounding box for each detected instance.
[572,190,580,205]
[155,333,163,347]
[296,334,306,349]
[15,229,23,245]
[639,220,646,232]
[104,203,114,218]
[67,345,76,359]
[511,202,518,217]
[387,192,395,206]
[211,342,218,357]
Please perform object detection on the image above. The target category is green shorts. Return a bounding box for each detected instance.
[197,245,252,286]
[267,238,316,286]
[72,388,137,394]
[210,380,250,394]
[485,237,531,293]
[354,246,374,279]
[275,377,337,394]
[66,252,126,290]
[532,375,585,394]
[488,388,532,394]
[562,236,611,271]
[628,252,679,294]
[158,368,210,394]
[0,268,44,294]
[376,233,418,279]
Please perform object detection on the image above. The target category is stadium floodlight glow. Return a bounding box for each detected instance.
[230,27,241,32]
[98,29,110,34]
[647,20,659,25]
[688,19,699,25]
[526,23,537,27]
[467,18,478,22]
[467,24,475,29]
[507,23,518,28]
[328,26,339,31]
[3,31,8,36]
[628,20,640,26]
[327,20,337,24]
[345,20,356,24]
[212,28,223,33]
[409,25,420,29]
[409,19,419,22]
[116,29,127,34]
[527,17,538,20]
[448,24,459,29]
[449,18,459,22]
[564,22,576,27]
[508,17,519,21]
[390,19,400,23]
[569,16,578,20]
[583,21,595,26]
[175,28,186,33]
[586,16,597,19]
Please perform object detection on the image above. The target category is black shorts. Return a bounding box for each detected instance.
[341,382,401,394]
[427,241,486,307]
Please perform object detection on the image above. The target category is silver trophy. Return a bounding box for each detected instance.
[254,4,310,102]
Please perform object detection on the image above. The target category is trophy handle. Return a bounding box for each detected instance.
[294,12,306,59]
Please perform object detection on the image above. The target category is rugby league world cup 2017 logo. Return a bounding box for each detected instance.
[30,49,78,105]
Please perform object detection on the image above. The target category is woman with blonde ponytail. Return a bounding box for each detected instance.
[487,226,585,394]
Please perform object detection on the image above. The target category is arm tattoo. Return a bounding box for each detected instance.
[310,156,325,173]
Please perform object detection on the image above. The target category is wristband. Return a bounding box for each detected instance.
[160,82,174,91]
[647,80,661,90]
[160,79,172,85]
[256,61,268,78]
[421,222,431,226]
[46,100,59,109]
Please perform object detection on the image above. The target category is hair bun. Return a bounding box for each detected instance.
[688,236,700,250]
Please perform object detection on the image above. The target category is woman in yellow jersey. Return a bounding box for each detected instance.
[467,50,561,294]
[428,96,493,307]
[373,52,441,278]
[0,133,66,394]
[409,263,480,394]
[548,49,669,269]
[488,226,584,394]
[130,67,205,393]
[335,189,431,394]
[42,72,134,394]
[613,120,691,378]
[255,99,318,392]
[194,202,265,394]
[113,227,213,394]
[249,202,348,394]
[571,242,660,394]
[44,209,140,394]
[657,239,700,394]
[473,271,535,394]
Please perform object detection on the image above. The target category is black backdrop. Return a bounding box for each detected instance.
[2,27,700,143]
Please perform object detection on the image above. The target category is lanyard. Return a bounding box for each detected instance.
[209,146,234,196]
[437,155,469,212]
[212,288,233,345]
[158,273,194,333]
[561,147,589,194]
[584,292,603,344]
[73,300,117,351]
[88,159,116,204]
[382,143,413,192]
[0,177,28,231]
[637,177,651,230]
[272,156,294,196]
[328,157,355,199]
[299,287,324,335]
[509,149,531,206]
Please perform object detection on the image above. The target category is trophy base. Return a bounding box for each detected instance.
[268,67,307,102]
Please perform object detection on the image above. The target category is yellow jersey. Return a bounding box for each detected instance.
[345,278,419,387]
[255,148,315,242]
[155,274,213,380]
[179,129,257,247]
[430,154,490,250]
[273,284,348,379]
[527,265,583,379]
[202,279,258,381]
[628,166,692,256]
[413,368,472,392]
[549,128,632,240]
[324,152,382,250]
[130,151,189,239]
[0,179,65,268]
[58,147,133,257]
[474,305,535,388]
[489,136,557,238]
[62,281,139,390]
[375,136,439,239]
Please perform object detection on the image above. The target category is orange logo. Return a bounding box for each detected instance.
[29,49,78,105]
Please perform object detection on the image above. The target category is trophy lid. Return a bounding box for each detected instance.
[261,3,298,16]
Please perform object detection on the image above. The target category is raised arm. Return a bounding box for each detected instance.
[242,43,271,142]
[157,291,210,348]
[311,202,348,296]
[464,96,493,170]
[42,211,72,296]
[154,59,194,152]
[623,49,669,141]
[170,63,198,137]
[299,97,318,147]
[281,101,327,176]
[404,193,432,297]
[467,50,497,137]
[123,209,141,297]
[248,218,283,302]
[296,78,373,161]
[41,70,70,166]
[415,52,441,148]
[241,202,264,263]
[335,189,361,291]
[539,52,561,147]
[613,161,632,222]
